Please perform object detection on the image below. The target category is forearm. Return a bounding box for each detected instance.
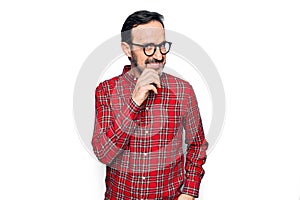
[182,138,208,197]
[92,94,140,164]
[182,83,208,197]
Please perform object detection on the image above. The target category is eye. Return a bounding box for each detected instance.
[144,43,155,49]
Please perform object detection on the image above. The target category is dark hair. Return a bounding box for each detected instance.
[121,10,164,43]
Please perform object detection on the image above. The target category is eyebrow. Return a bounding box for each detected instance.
[133,41,166,45]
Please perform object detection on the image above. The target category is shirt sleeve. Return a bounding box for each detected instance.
[182,83,209,197]
[91,81,140,165]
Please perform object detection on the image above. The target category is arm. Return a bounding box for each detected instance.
[92,68,160,165]
[91,81,140,165]
[182,84,208,198]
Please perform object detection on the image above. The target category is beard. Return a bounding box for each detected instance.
[130,51,165,75]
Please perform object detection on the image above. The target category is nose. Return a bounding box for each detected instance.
[152,46,163,60]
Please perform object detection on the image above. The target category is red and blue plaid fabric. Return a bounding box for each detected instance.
[92,65,208,199]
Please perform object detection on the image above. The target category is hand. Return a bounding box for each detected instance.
[178,194,195,200]
[131,68,161,106]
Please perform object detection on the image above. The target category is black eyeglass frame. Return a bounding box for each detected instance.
[129,41,172,57]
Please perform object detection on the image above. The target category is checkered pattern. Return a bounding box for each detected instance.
[92,65,208,199]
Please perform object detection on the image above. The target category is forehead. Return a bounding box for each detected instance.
[131,20,165,44]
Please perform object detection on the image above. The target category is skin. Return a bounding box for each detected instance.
[121,21,164,106]
[121,20,194,200]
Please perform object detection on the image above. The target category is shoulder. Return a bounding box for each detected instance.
[95,75,122,96]
[162,72,193,92]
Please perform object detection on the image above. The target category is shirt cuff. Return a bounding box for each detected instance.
[181,176,201,198]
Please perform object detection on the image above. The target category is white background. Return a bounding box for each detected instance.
[0,0,299,199]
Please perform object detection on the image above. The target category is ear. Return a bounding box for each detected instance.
[121,42,132,58]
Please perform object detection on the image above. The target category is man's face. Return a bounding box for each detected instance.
[130,20,166,75]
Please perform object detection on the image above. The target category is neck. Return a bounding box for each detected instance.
[130,64,143,78]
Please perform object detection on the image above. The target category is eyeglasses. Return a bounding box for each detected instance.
[129,41,172,56]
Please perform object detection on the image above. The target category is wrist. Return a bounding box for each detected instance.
[131,96,142,106]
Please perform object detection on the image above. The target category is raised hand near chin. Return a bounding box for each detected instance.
[131,68,161,106]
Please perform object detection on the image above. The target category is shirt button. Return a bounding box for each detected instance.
[143,153,147,156]
[145,130,149,134]
[145,107,149,110]
[142,176,146,180]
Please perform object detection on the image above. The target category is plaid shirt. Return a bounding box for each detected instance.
[92,65,208,199]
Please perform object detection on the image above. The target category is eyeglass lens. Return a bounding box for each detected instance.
[144,42,171,56]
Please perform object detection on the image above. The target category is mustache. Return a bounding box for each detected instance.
[145,57,164,64]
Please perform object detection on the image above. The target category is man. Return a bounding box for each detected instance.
[92,10,208,200]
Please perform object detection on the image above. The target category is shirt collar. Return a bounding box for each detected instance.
[122,65,131,74]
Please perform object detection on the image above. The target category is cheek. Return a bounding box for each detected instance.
[135,54,148,65]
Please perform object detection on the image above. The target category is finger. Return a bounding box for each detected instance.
[139,70,159,80]
[137,75,161,89]
[142,68,159,74]
[153,78,161,88]
[141,72,161,88]
[140,69,160,79]
[144,84,158,94]
[150,82,157,88]
[138,79,160,90]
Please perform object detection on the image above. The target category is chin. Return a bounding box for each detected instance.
[146,63,164,71]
